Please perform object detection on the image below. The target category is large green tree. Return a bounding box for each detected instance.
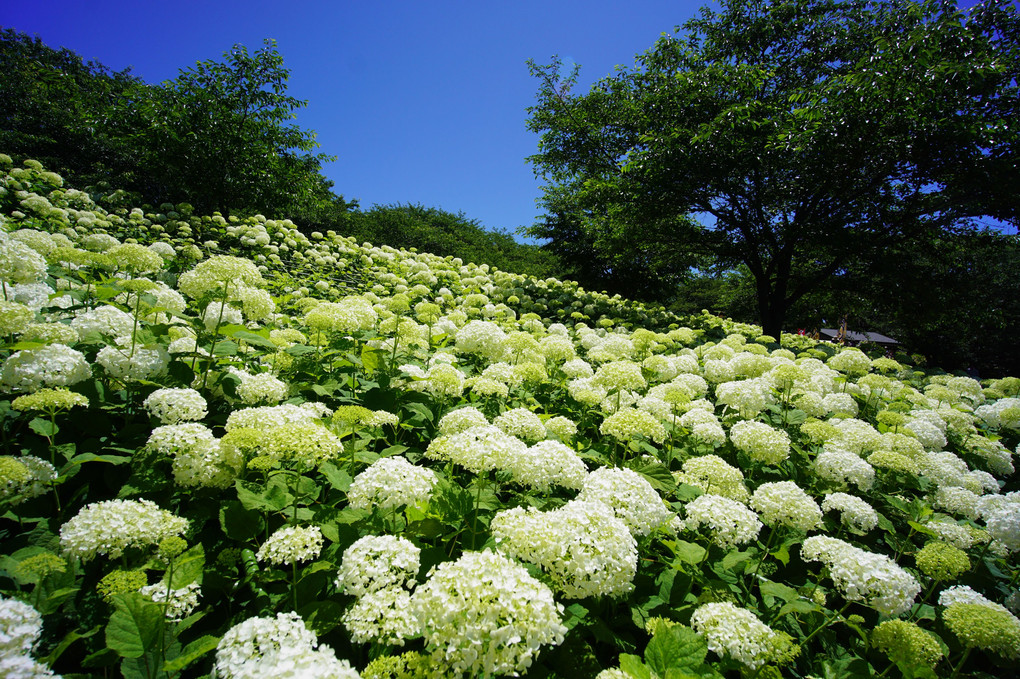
[526,0,1020,338]
[131,39,338,217]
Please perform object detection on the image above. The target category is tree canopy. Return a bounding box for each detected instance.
[526,0,1020,338]
[0,32,347,220]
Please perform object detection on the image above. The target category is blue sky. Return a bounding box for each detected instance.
[3,0,1009,238]
[3,0,715,238]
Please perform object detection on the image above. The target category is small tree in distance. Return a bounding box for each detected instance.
[526,0,1020,338]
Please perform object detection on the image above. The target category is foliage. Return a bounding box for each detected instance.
[344,203,559,279]
[525,0,1020,338]
[0,31,346,221]
[0,158,1018,678]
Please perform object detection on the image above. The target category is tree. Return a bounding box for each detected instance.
[130,39,337,217]
[0,29,142,190]
[526,0,1020,338]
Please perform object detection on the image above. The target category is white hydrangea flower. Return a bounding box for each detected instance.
[96,339,169,382]
[347,456,437,511]
[675,454,749,502]
[984,504,1020,552]
[257,526,324,566]
[814,447,876,491]
[143,388,208,424]
[342,586,418,646]
[492,499,637,599]
[424,424,527,476]
[493,407,547,443]
[236,372,289,405]
[690,602,786,671]
[729,420,791,465]
[576,466,672,536]
[59,499,188,561]
[214,611,359,679]
[600,407,667,444]
[821,492,879,532]
[801,535,920,616]
[410,550,566,677]
[336,535,420,597]
[683,494,763,548]
[0,597,43,656]
[1,344,91,393]
[750,481,822,532]
[139,582,200,622]
[437,406,488,435]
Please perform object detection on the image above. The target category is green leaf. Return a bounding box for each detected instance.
[625,457,676,494]
[219,501,265,542]
[669,540,706,566]
[105,593,163,659]
[319,462,351,492]
[161,634,219,673]
[645,626,708,675]
[361,344,387,374]
[776,598,822,618]
[298,600,346,635]
[230,329,278,350]
[169,543,205,588]
[619,654,653,679]
[759,580,799,603]
[28,417,58,438]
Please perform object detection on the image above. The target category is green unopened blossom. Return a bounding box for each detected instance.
[943,602,1020,660]
[870,620,944,668]
[97,569,148,600]
[262,422,343,467]
[600,407,667,444]
[675,454,749,502]
[915,541,970,582]
[13,552,66,584]
[12,388,88,414]
[108,243,164,273]
[362,651,430,679]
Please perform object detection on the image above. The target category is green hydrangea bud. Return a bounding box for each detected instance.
[97,569,148,601]
[915,541,970,582]
[871,619,944,668]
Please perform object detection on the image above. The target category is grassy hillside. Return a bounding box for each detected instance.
[1,156,1018,678]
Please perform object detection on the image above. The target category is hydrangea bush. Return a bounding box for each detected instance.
[0,156,1018,677]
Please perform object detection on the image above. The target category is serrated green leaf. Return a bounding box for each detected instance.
[619,654,653,679]
[230,329,278,350]
[168,543,205,588]
[161,634,219,672]
[646,626,708,675]
[670,540,706,566]
[105,593,162,659]
[760,580,799,603]
[29,417,58,438]
[219,501,265,542]
[319,462,352,492]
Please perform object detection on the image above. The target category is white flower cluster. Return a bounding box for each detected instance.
[683,494,763,548]
[214,611,360,679]
[493,407,547,443]
[225,404,321,431]
[821,492,879,533]
[256,525,324,566]
[96,340,170,382]
[139,582,201,622]
[425,424,527,476]
[814,447,876,491]
[143,387,208,424]
[0,597,59,678]
[347,456,438,510]
[576,466,672,536]
[1,344,91,393]
[235,372,290,405]
[410,550,566,676]
[59,499,189,561]
[599,407,667,443]
[147,423,241,489]
[336,535,421,647]
[505,440,588,491]
[675,454,748,502]
[750,481,822,532]
[729,420,791,464]
[690,602,786,670]
[437,406,488,435]
[802,535,921,616]
[492,500,638,598]
[336,535,420,597]
[69,305,135,339]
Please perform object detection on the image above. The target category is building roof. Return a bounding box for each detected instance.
[819,328,899,345]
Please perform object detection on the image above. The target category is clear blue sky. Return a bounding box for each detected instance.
[3,0,1008,238]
